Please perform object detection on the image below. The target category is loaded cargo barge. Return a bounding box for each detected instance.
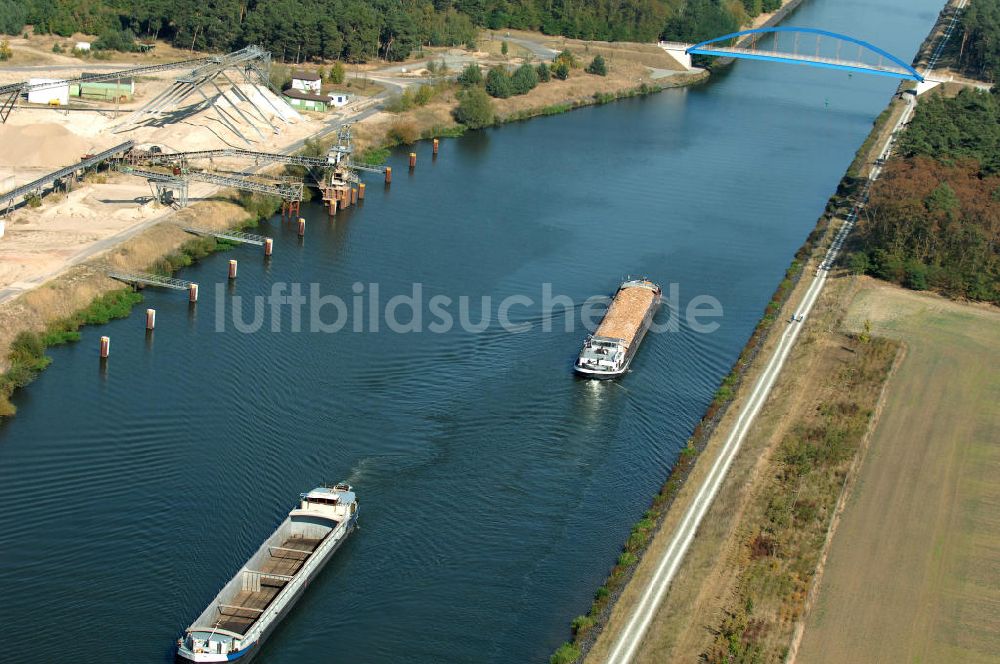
[575,278,661,379]
[176,485,358,661]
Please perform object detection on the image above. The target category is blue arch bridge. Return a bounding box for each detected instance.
[659,27,926,82]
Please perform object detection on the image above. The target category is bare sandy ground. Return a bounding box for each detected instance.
[0,79,322,297]
[796,281,1000,664]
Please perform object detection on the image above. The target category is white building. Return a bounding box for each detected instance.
[290,71,322,94]
[327,92,351,107]
[75,41,91,51]
[27,78,69,106]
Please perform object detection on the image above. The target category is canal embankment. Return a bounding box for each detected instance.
[571,126,905,663]
[566,1,961,661]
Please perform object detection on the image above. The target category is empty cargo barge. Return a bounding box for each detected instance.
[176,485,358,662]
[575,278,661,378]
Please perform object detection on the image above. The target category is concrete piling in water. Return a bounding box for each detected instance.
[145,309,156,331]
[409,152,417,169]
[351,188,358,205]
[433,138,439,156]
[385,167,392,184]
[359,183,366,200]
[100,336,110,359]
[228,259,238,279]
[189,283,199,303]
[298,218,306,237]
[264,238,273,256]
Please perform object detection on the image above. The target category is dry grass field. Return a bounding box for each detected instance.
[797,280,1000,664]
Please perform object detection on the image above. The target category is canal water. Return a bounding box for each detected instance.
[0,0,943,661]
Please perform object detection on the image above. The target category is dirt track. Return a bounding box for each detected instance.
[797,281,1000,664]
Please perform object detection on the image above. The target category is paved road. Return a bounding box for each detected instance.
[500,36,559,61]
[602,6,961,660]
[0,63,131,73]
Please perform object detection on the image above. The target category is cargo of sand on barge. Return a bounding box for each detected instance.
[575,278,661,379]
[176,485,358,662]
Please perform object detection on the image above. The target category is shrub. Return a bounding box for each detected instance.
[94,28,137,52]
[550,642,580,664]
[457,63,482,87]
[387,83,442,112]
[485,66,513,98]
[385,92,413,113]
[501,40,508,56]
[571,615,595,634]
[453,87,494,128]
[511,63,538,94]
[586,54,607,76]
[237,192,282,222]
[9,332,48,372]
[52,43,63,54]
[414,84,434,106]
[554,49,578,68]
[904,259,929,290]
[847,251,870,275]
[356,147,390,165]
[618,551,638,567]
[553,61,570,80]
[329,61,346,84]
[0,40,11,62]
[386,120,420,145]
[536,62,550,82]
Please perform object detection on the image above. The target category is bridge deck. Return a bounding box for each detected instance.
[107,270,195,290]
[688,46,916,79]
[183,227,268,246]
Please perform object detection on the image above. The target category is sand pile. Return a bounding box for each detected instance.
[218,84,303,124]
[40,200,96,221]
[111,200,158,221]
[0,123,102,169]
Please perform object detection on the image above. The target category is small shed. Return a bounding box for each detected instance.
[74,73,135,101]
[282,89,329,112]
[75,41,91,52]
[290,71,322,94]
[327,92,351,107]
[27,78,69,106]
